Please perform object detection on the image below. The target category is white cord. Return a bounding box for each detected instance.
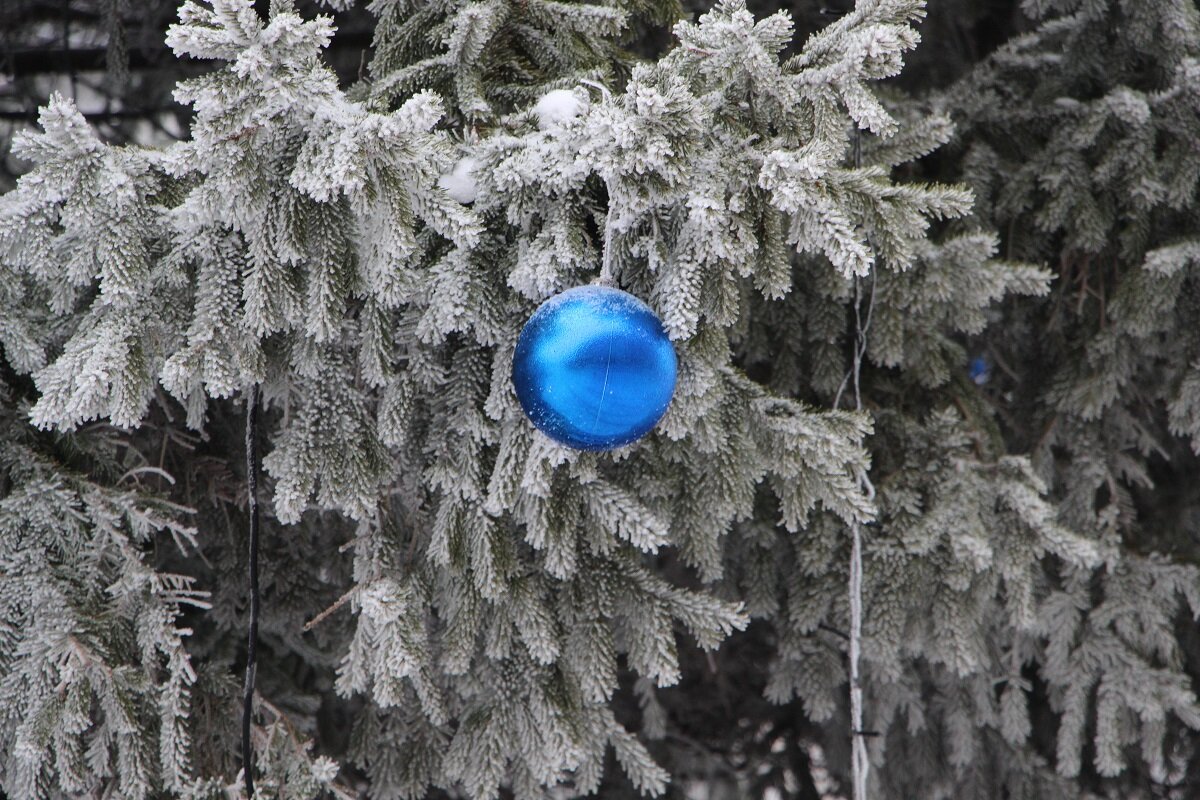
[849,522,868,800]
[598,200,615,286]
[845,129,874,800]
[848,275,875,800]
[579,77,619,288]
[578,77,612,103]
[829,273,874,800]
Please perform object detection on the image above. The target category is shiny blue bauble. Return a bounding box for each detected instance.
[512,285,678,451]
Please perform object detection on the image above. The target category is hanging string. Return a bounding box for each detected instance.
[598,199,616,287]
[848,280,875,800]
[242,383,261,799]
[578,78,618,289]
[842,127,876,800]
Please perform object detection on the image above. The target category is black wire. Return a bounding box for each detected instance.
[242,383,261,799]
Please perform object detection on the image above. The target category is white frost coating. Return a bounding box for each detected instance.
[533,89,586,130]
[438,156,480,204]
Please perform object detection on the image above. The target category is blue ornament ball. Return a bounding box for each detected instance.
[512,285,678,451]
[968,355,991,386]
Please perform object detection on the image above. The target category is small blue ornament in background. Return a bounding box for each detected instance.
[969,355,991,386]
[512,285,678,451]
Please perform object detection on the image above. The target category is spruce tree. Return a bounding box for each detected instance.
[0,1,1197,799]
[936,0,1200,793]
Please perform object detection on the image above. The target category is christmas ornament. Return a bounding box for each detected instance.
[512,285,677,450]
[532,88,587,130]
[969,355,991,385]
[438,155,479,205]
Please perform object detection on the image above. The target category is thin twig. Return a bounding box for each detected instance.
[302,585,360,633]
[819,622,850,641]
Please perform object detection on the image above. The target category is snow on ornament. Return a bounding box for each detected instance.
[437,156,480,205]
[533,88,587,130]
[512,285,677,451]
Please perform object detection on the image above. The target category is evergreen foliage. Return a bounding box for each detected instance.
[1,0,1199,798]
[938,0,1200,790]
